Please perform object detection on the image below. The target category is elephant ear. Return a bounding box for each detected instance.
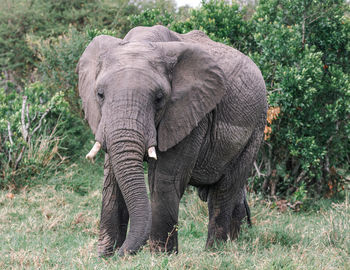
[157,42,228,152]
[76,35,121,134]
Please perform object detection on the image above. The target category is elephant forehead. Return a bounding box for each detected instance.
[96,67,170,96]
[100,47,165,75]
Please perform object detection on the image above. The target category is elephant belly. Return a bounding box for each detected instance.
[190,122,253,185]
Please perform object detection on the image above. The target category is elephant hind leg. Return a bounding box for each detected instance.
[197,185,209,202]
[229,188,251,240]
[98,154,129,257]
[206,120,264,247]
[205,174,242,248]
[206,176,251,248]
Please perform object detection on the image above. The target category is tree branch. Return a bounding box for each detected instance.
[20,96,29,142]
[31,107,51,136]
[14,146,26,170]
[7,121,13,163]
[295,170,307,184]
[7,121,14,145]
[254,161,265,177]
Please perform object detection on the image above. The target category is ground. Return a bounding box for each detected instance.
[0,157,349,269]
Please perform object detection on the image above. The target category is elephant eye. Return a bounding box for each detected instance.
[155,91,164,108]
[97,90,104,100]
[156,91,163,101]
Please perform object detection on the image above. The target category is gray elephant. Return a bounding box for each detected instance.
[77,25,267,257]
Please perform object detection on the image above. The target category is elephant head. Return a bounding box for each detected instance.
[76,35,227,255]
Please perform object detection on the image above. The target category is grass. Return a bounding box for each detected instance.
[1,157,349,269]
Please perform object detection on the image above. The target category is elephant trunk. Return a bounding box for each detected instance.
[107,129,151,256]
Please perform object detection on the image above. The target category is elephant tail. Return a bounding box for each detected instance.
[244,192,252,227]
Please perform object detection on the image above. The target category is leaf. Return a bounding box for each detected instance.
[267,106,281,124]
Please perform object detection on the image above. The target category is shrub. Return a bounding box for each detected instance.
[129,8,175,27]
[0,0,140,87]
[171,0,253,52]
[249,0,350,197]
[0,83,73,188]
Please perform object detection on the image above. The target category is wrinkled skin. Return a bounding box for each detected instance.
[76,25,267,257]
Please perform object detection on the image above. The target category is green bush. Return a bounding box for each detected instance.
[129,8,175,27]
[0,83,74,188]
[171,0,253,52]
[249,0,350,197]
[0,0,140,86]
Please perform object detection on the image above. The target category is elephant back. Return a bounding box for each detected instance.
[123,25,181,43]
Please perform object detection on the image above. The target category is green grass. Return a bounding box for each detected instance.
[1,157,349,269]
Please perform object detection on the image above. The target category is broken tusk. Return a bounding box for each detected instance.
[86,141,101,163]
[148,146,157,160]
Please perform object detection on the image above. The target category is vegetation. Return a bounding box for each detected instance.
[250,0,350,198]
[0,160,348,269]
[0,0,349,267]
[1,0,349,199]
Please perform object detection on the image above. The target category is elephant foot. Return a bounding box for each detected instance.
[97,234,117,258]
[149,236,178,254]
[205,224,229,250]
[98,247,115,258]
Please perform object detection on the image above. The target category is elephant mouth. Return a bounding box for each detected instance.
[85,141,157,162]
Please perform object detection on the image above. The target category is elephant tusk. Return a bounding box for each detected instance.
[86,141,101,163]
[148,146,157,160]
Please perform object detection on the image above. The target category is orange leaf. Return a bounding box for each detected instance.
[267,106,281,124]
[264,126,272,140]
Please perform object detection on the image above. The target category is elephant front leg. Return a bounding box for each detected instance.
[148,161,183,253]
[98,154,129,257]
[149,175,181,253]
[150,191,180,253]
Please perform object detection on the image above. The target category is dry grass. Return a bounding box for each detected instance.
[0,161,349,269]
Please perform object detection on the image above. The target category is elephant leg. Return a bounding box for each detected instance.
[98,154,129,257]
[149,175,181,253]
[148,157,187,254]
[206,175,249,247]
[207,122,264,247]
[229,188,249,240]
[148,117,209,253]
[206,174,237,248]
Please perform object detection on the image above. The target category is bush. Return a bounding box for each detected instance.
[0,0,140,87]
[129,8,175,27]
[0,27,108,189]
[0,83,69,188]
[249,0,350,197]
[171,0,253,52]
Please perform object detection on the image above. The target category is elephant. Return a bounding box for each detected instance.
[76,25,267,257]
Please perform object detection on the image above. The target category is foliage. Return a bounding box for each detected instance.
[171,0,254,52]
[0,0,140,86]
[0,83,89,189]
[35,28,89,115]
[130,0,253,51]
[129,8,175,27]
[249,0,350,197]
